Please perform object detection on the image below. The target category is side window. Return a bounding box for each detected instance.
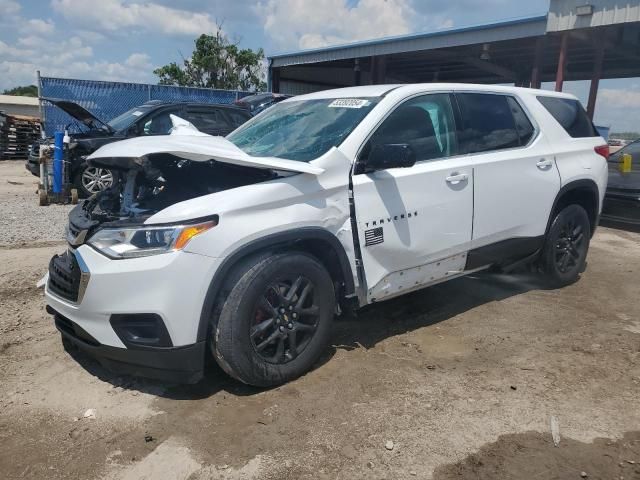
[537,96,598,138]
[225,109,250,128]
[142,111,174,135]
[363,93,457,162]
[185,108,229,133]
[455,93,520,154]
[507,97,535,145]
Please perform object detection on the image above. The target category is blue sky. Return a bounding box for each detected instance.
[0,0,638,132]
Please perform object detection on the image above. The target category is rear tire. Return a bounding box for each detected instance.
[540,204,591,287]
[211,253,335,387]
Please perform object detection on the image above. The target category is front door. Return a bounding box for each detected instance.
[351,93,474,302]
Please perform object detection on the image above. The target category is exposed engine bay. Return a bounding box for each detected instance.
[68,153,279,238]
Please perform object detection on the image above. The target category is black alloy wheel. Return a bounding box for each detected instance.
[541,204,591,286]
[554,217,586,274]
[250,276,320,364]
[212,252,335,387]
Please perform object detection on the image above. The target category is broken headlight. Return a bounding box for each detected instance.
[88,220,216,259]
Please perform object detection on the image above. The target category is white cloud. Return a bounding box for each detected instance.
[0,0,20,15]
[75,30,107,43]
[0,55,156,91]
[0,39,29,58]
[0,30,153,90]
[437,19,455,29]
[125,52,152,69]
[21,18,55,36]
[599,88,640,109]
[256,0,415,50]
[51,0,219,36]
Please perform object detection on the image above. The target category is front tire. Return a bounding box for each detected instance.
[74,165,114,197]
[212,253,335,387]
[540,204,591,287]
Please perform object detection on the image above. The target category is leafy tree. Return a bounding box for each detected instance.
[154,27,266,92]
[3,85,38,97]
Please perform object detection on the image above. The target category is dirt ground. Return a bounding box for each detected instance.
[0,160,639,480]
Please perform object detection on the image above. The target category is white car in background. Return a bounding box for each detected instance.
[44,84,608,387]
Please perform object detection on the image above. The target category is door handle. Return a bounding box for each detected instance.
[445,172,468,185]
[536,158,553,169]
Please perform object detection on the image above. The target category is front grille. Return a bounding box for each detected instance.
[48,251,82,302]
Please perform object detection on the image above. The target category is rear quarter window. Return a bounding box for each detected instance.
[536,96,598,138]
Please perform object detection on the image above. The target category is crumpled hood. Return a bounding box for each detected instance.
[42,97,112,132]
[87,117,324,176]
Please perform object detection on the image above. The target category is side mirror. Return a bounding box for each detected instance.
[366,143,416,171]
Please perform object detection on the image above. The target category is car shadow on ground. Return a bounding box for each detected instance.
[329,270,552,351]
[64,269,554,400]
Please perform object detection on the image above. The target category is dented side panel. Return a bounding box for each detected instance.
[150,147,360,295]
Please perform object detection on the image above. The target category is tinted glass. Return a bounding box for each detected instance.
[108,104,155,131]
[537,96,598,138]
[507,97,535,145]
[456,93,519,154]
[142,111,174,135]
[185,109,229,132]
[240,93,273,107]
[225,109,250,128]
[363,93,457,162]
[227,97,380,162]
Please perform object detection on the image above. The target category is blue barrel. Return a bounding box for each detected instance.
[53,131,63,194]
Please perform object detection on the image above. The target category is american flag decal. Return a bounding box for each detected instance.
[364,227,384,246]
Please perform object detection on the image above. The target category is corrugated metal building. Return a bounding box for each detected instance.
[268,0,640,119]
[0,95,40,118]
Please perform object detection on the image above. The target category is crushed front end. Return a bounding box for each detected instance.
[45,153,276,383]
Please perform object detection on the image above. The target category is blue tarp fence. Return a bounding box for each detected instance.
[39,76,252,136]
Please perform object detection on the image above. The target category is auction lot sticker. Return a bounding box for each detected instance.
[329,99,371,108]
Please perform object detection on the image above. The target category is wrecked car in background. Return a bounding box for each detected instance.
[44,84,607,387]
[234,92,292,115]
[602,138,640,224]
[27,99,251,196]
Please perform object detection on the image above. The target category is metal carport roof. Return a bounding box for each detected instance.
[269,15,548,68]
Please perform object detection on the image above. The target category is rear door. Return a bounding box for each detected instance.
[455,92,560,268]
[352,93,474,302]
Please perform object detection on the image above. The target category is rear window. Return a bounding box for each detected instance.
[537,96,598,138]
[185,109,229,132]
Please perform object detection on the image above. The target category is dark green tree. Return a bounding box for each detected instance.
[154,27,266,91]
[3,85,38,97]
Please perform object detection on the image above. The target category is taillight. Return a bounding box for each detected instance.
[594,145,610,160]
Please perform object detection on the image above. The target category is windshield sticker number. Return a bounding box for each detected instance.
[131,111,143,116]
[328,99,370,109]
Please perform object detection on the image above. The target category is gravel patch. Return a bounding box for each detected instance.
[0,161,73,247]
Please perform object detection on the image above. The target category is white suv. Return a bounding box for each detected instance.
[44,84,609,386]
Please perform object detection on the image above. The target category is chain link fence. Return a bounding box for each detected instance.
[39,76,251,136]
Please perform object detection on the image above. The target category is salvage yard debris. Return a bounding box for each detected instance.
[0,112,40,160]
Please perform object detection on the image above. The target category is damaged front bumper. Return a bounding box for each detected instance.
[44,245,222,383]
